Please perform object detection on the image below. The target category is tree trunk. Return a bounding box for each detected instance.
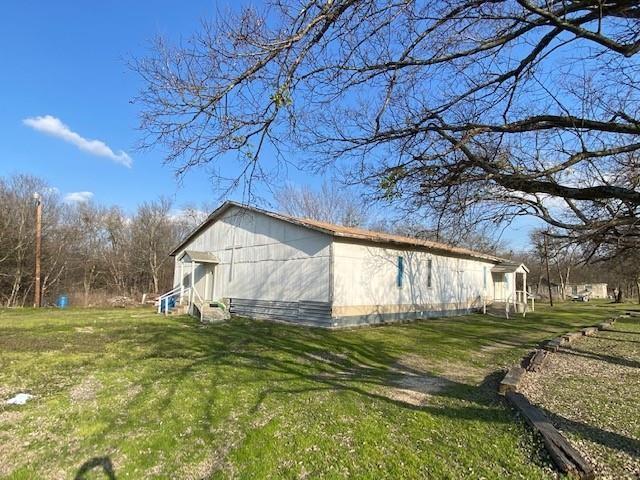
[615,287,623,303]
[543,233,554,307]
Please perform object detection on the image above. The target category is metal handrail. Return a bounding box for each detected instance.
[157,285,190,315]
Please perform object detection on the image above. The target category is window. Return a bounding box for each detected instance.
[397,256,404,288]
[427,259,433,288]
[483,266,487,290]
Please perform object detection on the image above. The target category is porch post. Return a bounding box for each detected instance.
[180,261,184,305]
[191,261,195,304]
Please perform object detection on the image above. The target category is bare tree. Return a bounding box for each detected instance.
[0,175,59,306]
[133,0,640,257]
[274,181,367,226]
[130,198,180,294]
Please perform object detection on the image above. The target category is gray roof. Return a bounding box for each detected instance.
[170,201,514,264]
[178,250,220,264]
[491,262,529,273]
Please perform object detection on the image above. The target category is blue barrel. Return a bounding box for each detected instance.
[56,295,69,308]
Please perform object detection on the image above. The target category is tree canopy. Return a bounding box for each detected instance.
[134,0,640,256]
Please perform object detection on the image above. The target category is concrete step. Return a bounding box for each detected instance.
[196,302,230,323]
[485,302,526,318]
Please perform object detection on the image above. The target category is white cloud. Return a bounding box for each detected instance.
[64,191,94,203]
[23,115,132,168]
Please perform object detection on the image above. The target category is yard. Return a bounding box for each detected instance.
[520,315,640,479]
[0,303,636,479]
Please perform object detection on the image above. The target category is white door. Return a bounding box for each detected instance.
[493,273,504,300]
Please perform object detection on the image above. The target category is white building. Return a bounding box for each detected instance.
[566,283,608,299]
[167,202,530,327]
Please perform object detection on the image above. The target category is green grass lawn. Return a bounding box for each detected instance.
[0,302,632,479]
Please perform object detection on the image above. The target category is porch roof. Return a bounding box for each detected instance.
[178,250,220,264]
[491,262,529,274]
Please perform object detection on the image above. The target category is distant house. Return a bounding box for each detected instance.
[536,278,561,298]
[166,202,530,327]
[566,283,608,299]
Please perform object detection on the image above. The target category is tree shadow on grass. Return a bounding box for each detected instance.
[73,313,629,475]
[543,409,640,459]
[558,347,640,369]
[74,456,116,480]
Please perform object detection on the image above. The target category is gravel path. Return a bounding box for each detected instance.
[520,319,640,480]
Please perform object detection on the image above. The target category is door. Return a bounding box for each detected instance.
[206,265,215,300]
[492,272,505,301]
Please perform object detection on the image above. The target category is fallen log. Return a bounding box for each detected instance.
[527,350,549,372]
[562,332,582,344]
[542,337,564,352]
[506,391,595,480]
[581,327,598,336]
[499,366,526,395]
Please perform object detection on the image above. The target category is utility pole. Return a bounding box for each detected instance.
[543,231,554,307]
[33,192,42,308]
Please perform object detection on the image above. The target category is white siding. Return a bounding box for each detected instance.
[332,241,495,314]
[173,206,331,302]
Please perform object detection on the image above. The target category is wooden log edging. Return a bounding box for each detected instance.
[506,392,595,480]
[527,349,549,372]
[497,317,619,479]
[499,366,526,395]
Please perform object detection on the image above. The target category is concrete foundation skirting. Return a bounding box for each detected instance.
[229,298,483,328]
[331,307,476,328]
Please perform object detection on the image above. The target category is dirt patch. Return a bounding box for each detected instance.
[70,376,102,402]
[0,410,24,425]
[479,341,514,353]
[393,353,486,383]
[381,372,454,406]
[305,350,350,366]
[74,326,95,334]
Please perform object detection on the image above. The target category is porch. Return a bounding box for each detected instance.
[490,262,534,315]
[157,250,225,321]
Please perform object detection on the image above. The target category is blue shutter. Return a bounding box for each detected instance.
[397,256,404,287]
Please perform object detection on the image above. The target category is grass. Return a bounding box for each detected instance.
[0,302,632,479]
[520,313,640,480]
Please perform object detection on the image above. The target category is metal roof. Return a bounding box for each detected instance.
[491,262,529,273]
[170,201,513,264]
[178,250,220,264]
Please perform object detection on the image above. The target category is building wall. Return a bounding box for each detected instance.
[331,240,497,326]
[567,283,608,299]
[173,206,332,303]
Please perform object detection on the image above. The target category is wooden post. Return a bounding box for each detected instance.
[33,193,42,308]
[204,269,209,301]
[543,232,554,307]
[191,261,195,303]
[180,261,184,304]
[532,295,535,312]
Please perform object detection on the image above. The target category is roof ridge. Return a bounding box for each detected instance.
[170,201,509,263]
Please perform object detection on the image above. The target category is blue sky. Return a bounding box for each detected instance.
[0,1,286,209]
[0,1,537,249]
